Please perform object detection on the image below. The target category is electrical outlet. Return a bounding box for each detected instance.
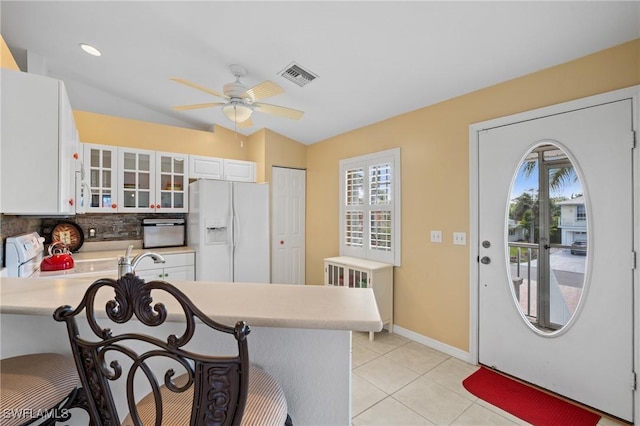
[453,232,466,245]
[430,230,442,243]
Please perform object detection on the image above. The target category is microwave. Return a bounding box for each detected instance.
[142,218,185,248]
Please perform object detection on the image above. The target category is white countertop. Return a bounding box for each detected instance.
[0,277,383,332]
[70,245,195,262]
[34,246,195,279]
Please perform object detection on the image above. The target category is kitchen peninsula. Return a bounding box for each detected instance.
[1,277,382,425]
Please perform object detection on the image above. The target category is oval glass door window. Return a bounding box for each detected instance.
[507,143,588,334]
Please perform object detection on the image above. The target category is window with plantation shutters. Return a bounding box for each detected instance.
[344,167,364,248]
[339,148,400,265]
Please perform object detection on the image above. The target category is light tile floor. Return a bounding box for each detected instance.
[351,331,627,426]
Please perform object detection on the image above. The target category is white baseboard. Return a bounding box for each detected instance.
[393,325,473,364]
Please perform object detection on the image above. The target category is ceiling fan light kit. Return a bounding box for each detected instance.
[172,64,304,127]
[222,103,252,123]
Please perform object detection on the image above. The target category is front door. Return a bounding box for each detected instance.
[477,99,634,421]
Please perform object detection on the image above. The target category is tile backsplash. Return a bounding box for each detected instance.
[1,213,185,265]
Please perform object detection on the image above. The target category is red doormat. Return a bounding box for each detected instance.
[462,367,601,426]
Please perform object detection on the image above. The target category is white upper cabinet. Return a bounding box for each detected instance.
[83,143,118,212]
[1,69,80,215]
[223,159,256,182]
[156,152,189,212]
[189,155,223,180]
[116,148,188,213]
[118,147,156,213]
[189,155,256,182]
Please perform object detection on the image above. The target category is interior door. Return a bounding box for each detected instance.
[478,100,634,421]
[271,167,306,284]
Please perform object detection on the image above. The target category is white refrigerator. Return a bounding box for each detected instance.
[188,179,270,283]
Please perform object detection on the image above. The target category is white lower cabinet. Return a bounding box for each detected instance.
[134,252,195,281]
[324,256,393,340]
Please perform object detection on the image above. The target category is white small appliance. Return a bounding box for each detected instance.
[142,218,185,248]
[188,180,269,283]
[5,232,45,277]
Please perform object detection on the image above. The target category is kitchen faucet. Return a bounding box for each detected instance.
[118,245,165,277]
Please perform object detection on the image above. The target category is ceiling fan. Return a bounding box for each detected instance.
[171,64,304,128]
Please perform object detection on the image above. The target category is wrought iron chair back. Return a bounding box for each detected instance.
[54,273,251,426]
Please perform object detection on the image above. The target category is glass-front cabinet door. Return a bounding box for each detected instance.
[83,143,118,212]
[156,152,188,212]
[118,147,156,213]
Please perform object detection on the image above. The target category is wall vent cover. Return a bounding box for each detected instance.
[279,62,318,87]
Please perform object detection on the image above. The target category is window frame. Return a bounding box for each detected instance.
[339,148,401,266]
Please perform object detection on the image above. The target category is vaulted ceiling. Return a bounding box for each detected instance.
[2,1,638,144]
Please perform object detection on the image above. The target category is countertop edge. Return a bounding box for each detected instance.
[0,278,383,333]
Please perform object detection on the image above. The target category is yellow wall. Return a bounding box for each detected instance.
[306,39,640,351]
[264,129,307,183]
[73,110,254,161]
[245,130,267,182]
[1,35,20,70]
[72,112,308,185]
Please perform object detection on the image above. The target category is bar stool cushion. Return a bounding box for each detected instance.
[124,365,288,426]
[0,353,79,426]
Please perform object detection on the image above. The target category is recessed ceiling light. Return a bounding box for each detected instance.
[79,43,101,57]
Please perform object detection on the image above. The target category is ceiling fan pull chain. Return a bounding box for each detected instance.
[232,112,243,148]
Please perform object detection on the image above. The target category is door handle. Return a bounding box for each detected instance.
[480,256,491,265]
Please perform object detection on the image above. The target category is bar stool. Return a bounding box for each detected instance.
[54,273,292,425]
[0,353,80,426]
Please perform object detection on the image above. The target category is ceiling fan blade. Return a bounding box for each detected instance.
[254,102,304,120]
[170,78,227,99]
[244,80,284,101]
[237,116,254,128]
[173,102,226,111]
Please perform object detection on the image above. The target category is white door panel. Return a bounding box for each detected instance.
[272,167,306,285]
[478,100,633,420]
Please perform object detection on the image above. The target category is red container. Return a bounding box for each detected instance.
[40,242,75,271]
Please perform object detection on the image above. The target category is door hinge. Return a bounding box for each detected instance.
[631,131,636,149]
[633,251,637,270]
[632,371,637,391]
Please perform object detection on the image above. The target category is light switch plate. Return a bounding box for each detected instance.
[430,230,442,243]
[453,232,466,245]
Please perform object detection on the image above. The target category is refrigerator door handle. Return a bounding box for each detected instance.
[233,212,239,250]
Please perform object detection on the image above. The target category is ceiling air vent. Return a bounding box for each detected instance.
[279,62,318,87]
